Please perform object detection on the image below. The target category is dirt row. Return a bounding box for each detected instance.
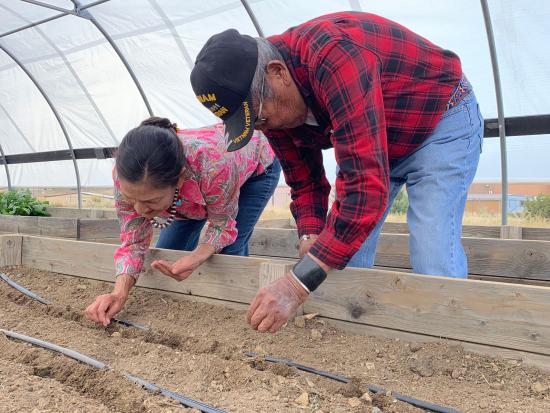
[1,266,550,412]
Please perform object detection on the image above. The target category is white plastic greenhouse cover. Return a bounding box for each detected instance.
[0,0,549,190]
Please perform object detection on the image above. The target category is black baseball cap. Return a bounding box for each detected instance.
[190,29,258,152]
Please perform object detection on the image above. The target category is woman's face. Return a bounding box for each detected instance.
[119,178,176,218]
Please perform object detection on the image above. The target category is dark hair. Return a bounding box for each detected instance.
[116,117,186,188]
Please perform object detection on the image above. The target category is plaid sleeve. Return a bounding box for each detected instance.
[265,129,331,237]
[308,40,390,269]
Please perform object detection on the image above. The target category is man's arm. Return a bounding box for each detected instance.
[264,129,331,238]
[307,39,390,270]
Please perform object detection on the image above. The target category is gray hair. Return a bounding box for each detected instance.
[250,37,284,102]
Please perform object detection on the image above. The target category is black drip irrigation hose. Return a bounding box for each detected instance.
[1,329,228,413]
[244,352,463,413]
[0,272,149,331]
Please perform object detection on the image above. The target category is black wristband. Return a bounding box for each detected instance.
[292,254,327,292]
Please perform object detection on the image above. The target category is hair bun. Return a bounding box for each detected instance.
[140,116,175,131]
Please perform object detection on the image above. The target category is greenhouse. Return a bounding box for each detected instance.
[1,1,550,412]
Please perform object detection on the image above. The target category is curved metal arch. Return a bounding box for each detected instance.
[240,0,265,37]
[481,0,508,225]
[0,102,36,151]
[147,0,194,69]
[71,0,154,116]
[0,44,82,208]
[349,0,362,11]
[0,143,12,190]
[0,3,118,146]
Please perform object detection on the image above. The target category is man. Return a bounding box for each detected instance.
[190,12,483,333]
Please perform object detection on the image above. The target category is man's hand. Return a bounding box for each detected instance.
[85,292,127,326]
[246,272,309,333]
[151,254,200,282]
[298,234,318,257]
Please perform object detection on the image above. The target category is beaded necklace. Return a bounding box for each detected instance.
[149,188,180,229]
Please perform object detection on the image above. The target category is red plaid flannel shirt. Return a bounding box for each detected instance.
[265,12,462,269]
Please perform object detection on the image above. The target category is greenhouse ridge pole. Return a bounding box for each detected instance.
[71,0,154,116]
[0,45,82,208]
[240,0,264,37]
[481,0,508,225]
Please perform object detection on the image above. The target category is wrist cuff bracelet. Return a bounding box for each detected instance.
[292,254,327,292]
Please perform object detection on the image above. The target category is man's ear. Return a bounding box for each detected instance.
[266,60,292,85]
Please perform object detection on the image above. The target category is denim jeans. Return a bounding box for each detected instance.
[155,158,281,255]
[347,92,483,278]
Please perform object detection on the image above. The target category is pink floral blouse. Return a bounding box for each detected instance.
[113,123,275,279]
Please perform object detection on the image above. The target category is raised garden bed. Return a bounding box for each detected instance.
[2,234,550,412]
[0,207,119,242]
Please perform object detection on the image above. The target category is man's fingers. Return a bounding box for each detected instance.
[249,303,270,329]
[269,318,287,333]
[246,290,265,324]
[257,313,275,333]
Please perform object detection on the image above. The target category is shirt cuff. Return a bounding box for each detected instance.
[309,228,358,270]
[295,215,326,238]
[115,260,143,281]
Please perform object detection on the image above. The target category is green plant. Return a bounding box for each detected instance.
[0,190,50,216]
[524,194,550,219]
[390,188,409,215]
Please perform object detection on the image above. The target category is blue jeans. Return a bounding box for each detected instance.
[347,93,483,278]
[155,158,281,255]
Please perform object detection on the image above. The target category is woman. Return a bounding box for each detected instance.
[85,117,280,326]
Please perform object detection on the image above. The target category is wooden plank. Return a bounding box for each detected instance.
[501,225,523,240]
[324,318,550,372]
[78,218,119,240]
[46,207,117,219]
[377,234,550,281]
[522,227,550,241]
[250,229,550,281]
[249,228,299,258]
[303,267,550,356]
[0,215,78,238]
[20,236,265,304]
[380,222,502,238]
[0,235,22,267]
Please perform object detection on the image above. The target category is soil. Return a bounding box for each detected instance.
[1,266,550,413]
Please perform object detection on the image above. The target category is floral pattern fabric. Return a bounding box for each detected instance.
[113,123,274,279]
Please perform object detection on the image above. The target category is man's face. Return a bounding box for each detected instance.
[252,62,308,131]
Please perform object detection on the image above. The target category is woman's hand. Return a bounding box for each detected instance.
[151,254,201,281]
[152,244,215,282]
[85,292,127,326]
[85,274,134,326]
